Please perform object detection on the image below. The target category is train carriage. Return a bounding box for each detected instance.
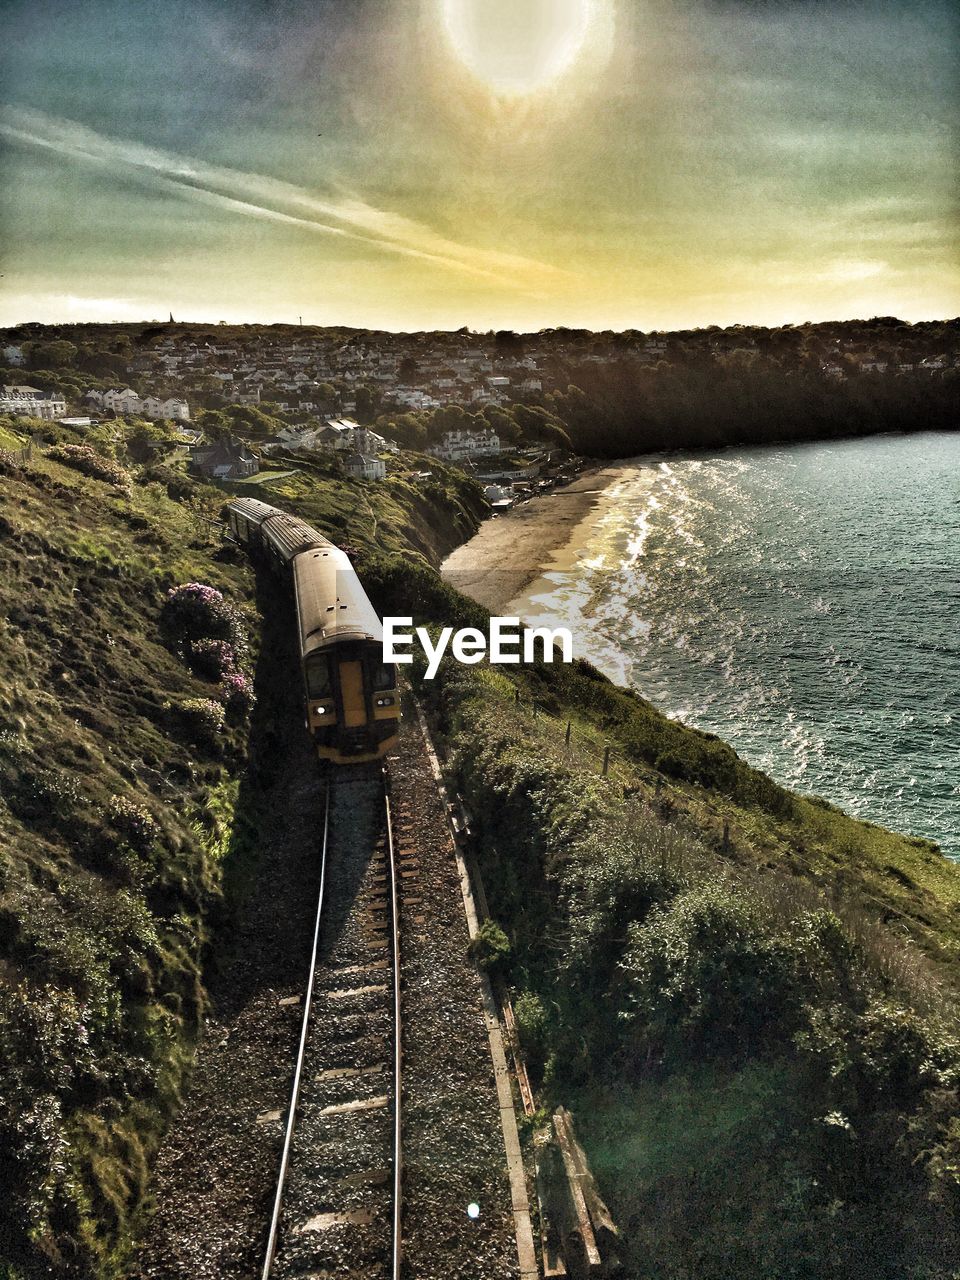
[225,497,399,763]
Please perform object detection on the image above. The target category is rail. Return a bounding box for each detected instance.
[261,775,403,1280]
[261,780,331,1279]
[385,787,403,1280]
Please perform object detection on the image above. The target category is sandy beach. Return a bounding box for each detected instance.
[441,465,628,614]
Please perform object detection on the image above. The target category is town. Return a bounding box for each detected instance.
[1,317,957,498]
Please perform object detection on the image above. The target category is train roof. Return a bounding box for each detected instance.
[225,496,278,526]
[262,511,332,561]
[293,546,384,658]
[226,497,334,561]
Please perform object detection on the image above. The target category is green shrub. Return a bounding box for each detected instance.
[619,881,804,1063]
[176,697,225,744]
[107,796,160,856]
[514,990,550,1074]
[186,636,237,680]
[160,582,247,653]
[468,919,511,975]
[3,766,84,829]
[222,671,255,721]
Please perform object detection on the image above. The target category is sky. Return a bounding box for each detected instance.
[0,0,957,331]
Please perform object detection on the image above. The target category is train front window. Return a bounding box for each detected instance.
[306,655,332,697]
[371,662,395,692]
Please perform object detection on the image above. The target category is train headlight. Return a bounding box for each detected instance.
[375,695,395,708]
[313,704,328,715]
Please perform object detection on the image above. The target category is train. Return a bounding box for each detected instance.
[224,497,399,764]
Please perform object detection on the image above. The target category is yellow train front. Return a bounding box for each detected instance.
[225,497,399,764]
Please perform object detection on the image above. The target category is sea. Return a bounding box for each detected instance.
[511,432,960,857]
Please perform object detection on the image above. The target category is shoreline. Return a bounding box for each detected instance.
[441,463,631,615]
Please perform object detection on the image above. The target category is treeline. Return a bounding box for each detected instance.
[544,360,959,457]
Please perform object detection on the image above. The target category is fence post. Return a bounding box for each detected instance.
[514,688,521,706]
[564,720,572,747]
[722,820,730,852]
[601,746,610,777]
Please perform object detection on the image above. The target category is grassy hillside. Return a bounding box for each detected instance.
[0,425,483,1278]
[224,447,486,564]
[0,435,260,1276]
[364,560,960,1279]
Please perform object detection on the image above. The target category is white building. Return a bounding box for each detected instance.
[264,424,325,454]
[324,416,364,448]
[395,389,440,411]
[343,452,386,481]
[483,483,515,507]
[0,385,67,419]
[102,387,143,414]
[429,428,501,462]
[313,417,389,452]
[142,396,191,421]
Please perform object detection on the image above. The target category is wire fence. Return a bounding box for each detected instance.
[516,687,620,777]
[507,687,735,852]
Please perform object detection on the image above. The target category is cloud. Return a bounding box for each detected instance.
[0,105,571,291]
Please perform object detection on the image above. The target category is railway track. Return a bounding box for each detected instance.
[261,772,403,1280]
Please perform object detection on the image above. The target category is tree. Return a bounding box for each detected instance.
[494,330,524,359]
[354,385,378,424]
[26,340,77,370]
[194,408,231,440]
[226,405,281,438]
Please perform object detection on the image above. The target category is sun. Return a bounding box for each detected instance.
[439,0,596,96]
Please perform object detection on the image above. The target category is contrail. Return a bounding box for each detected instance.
[0,105,572,289]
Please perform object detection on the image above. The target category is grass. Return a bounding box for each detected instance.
[235,448,487,564]
[0,441,256,1276]
[384,561,960,1279]
[0,424,26,450]
[231,468,299,484]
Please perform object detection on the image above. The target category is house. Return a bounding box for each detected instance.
[429,428,501,462]
[310,417,386,452]
[2,346,25,367]
[394,389,439,411]
[164,397,191,421]
[102,387,143,415]
[355,427,389,455]
[321,416,366,450]
[142,396,190,421]
[483,483,515,512]
[0,385,67,419]
[343,452,386,481]
[189,439,259,480]
[265,424,326,454]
